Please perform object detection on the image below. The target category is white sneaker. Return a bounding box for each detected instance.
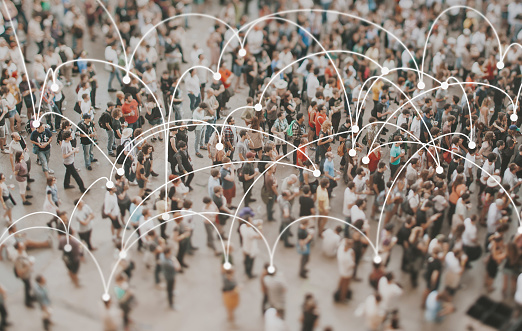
[129,180,138,186]
[20,114,27,118]
[48,169,55,174]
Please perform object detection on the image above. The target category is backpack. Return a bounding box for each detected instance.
[116,144,125,164]
[98,112,110,130]
[287,120,296,137]
[237,166,245,182]
[58,50,67,63]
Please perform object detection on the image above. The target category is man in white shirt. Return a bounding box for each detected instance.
[378,273,403,314]
[306,68,320,102]
[185,69,201,112]
[343,182,357,223]
[105,43,122,92]
[503,163,522,193]
[239,219,262,279]
[337,238,355,302]
[321,226,342,257]
[104,186,121,239]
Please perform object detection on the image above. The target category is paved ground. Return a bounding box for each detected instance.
[0,2,518,331]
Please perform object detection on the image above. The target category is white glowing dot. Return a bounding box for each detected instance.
[64,244,72,252]
[417,82,425,90]
[216,142,224,150]
[436,166,443,174]
[117,168,125,176]
[223,262,232,270]
[348,149,356,157]
[122,75,131,84]
[51,83,59,92]
[162,213,170,221]
[441,82,449,90]
[119,251,127,259]
[106,181,114,189]
[362,156,370,164]
[352,125,359,133]
[213,72,221,81]
[497,62,504,70]
[468,141,476,149]
[254,103,262,111]
[381,67,390,75]
[518,226,522,234]
[511,114,518,122]
[313,169,321,177]
[373,255,382,264]
[33,120,41,128]
[102,293,110,302]
[238,48,246,57]
[267,265,276,274]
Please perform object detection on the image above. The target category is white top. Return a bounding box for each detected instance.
[337,243,355,277]
[322,228,341,257]
[378,276,403,311]
[343,187,357,217]
[264,308,288,331]
[462,218,477,247]
[185,75,200,96]
[104,191,120,218]
[515,273,522,305]
[240,224,259,257]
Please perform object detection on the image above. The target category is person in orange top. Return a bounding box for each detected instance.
[219,62,233,89]
[296,137,309,168]
[121,93,139,131]
[368,145,381,174]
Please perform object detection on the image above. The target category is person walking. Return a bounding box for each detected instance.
[30,123,54,178]
[77,113,98,170]
[74,199,96,250]
[99,101,117,156]
[61,131,87,193]
[13,242,34,308]
[33,275,52,331]
[160,247,181,310]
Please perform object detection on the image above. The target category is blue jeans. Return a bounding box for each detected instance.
[108,69,122,89]
[37,149,50,173]
[188,93,200,112]
[195,129,204,153]
[82,144,94,167]
[107,130,115,154]
[205,118,216,144]
[173,105,182,122]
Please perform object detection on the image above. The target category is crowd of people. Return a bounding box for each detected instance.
[0,0,522,330]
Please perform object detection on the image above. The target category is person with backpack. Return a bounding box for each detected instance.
[77,113,98,170]
[287,113,306,165]
[99,101,117,156]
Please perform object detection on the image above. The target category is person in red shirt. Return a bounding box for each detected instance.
[368,145,381,174]
[296,137,309,168]
[219,62,233,89]
[314,105,327,138]
[121,93,139,131]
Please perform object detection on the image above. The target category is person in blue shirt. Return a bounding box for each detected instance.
[323,152,340,197]
[33,275,52,331]
[389,136,404,179]
[425,289,454,323]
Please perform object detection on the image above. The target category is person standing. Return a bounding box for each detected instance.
[240,219,262,279]
[277,191,295,248]
[297,220,314,278]
[58,229,82,288]
[13,242,34,308]
[222,265,240,324]
[160,247,181,310]
[13,151,32,205]
[74,199,95,250]
[30,123,54,178]
[242,152,259,206]
[185,69,201,112]
[33,275,52,331]
[9,132,33,186]
[262,167,278,222]
[77,113,98,170]
[105,43,122,92]
[174,141,194,190]
[121,93,139,131]
[0,283,9,330]
[336,238,355,303]
[99,101,117,156]
[263,268,288,318]
[389,136,404,179]
[61,131,86,192]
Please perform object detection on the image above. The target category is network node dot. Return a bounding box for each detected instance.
[33,120,41,128]
[436,166,444,174]
[223,262,232,270]
[162,213,170,221]
[468,141,476,149]
[511,114,518,122]
[119,251,127,259]
[106,181,114,189]
[417,82,425,90]
[352,125,359,133]
[51,83,59,92]
[216,142,224,150]
[238,48,247,57]
[381,67,390,75]
[122,75,131,84]
[116,168,125,176]
[213,72,221,81]
[64,244,72,252]
[254,103,262,111]
[497,62,504,70]
[362,156,370,164]
[267,265,276,274]
[441,82,449,90]
[373,255,382,264]
[102,293,111,302]
[348,149,356,157]
[313,169,321,178]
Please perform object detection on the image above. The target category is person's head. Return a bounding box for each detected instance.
[320,178,329,188]
[124,93,133,102]
[177,141,187,150]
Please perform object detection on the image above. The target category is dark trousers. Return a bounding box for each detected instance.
[0,303,7,328]
[279,220,292,246]
[266,196,275,221]
[154,264,162,284]
[243,182,253,206]
[79,230,93,250]
[166,278,175,307]
[390,163,400,179]
[244,253,254,277]
[299,254,309,276]
[177,239,189,266]
[64,163,86,191]
[182,166,194,188]
[22,278,32,306]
